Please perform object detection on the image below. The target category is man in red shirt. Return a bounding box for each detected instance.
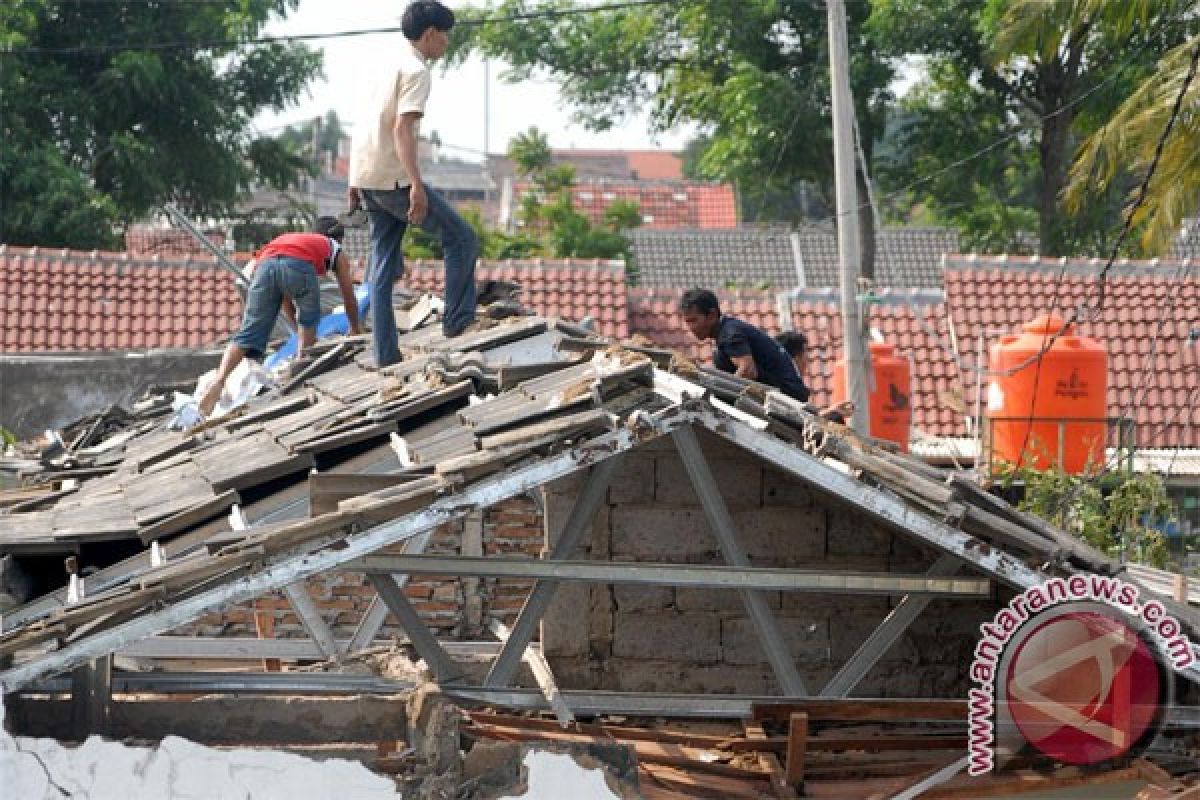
[197,217,361,418]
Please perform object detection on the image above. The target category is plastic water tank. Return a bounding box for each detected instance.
[986,314,1107,474]
[833,340,913,451]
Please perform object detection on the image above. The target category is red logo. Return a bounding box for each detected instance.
[1003,610,1164,765]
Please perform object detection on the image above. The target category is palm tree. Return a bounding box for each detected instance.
[1065,33,1200,253]
[988,0,1187,255]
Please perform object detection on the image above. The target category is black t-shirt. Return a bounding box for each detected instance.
[713,316,810,401]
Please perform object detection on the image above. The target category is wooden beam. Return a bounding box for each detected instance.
[760,752,799,800]
[785,712,807,789]
[753,699,966,722]
[725,734,968,754]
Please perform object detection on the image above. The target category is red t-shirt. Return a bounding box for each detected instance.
[256,233,340,276]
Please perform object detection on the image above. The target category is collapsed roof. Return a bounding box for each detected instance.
[2,292,1197,704]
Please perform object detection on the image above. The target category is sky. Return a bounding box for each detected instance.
[255,0,696,161]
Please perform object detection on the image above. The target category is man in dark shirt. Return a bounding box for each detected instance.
[679,288,809,401]
[776,331,854,422]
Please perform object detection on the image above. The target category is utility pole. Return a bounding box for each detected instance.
[311,115,322,222]
[826,0,870,436]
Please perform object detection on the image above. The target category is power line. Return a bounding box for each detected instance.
[3,0,676,56]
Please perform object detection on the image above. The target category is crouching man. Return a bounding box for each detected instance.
[198,217,361,418]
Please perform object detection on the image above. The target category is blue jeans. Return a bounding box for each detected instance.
[361,183,478,367]
[232,256,320,359]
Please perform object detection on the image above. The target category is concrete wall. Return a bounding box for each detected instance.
[540,428,1001,697]
[0,350,220,437]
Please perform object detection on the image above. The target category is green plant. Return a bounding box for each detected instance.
[1005,464,1173,568]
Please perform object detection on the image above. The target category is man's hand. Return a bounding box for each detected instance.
[730,353,758,381]
[348,187,362,211]
[408,183,428,225]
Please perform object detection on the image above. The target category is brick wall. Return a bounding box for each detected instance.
[540,428,1002,697]
[188,496,543,641]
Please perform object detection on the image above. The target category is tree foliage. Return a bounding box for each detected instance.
[1066,35,1200,253]
[1011,465,1173,568]
[452,0,894,226]
[869,0,1190,256]
[505,127,641,263]
[0,0,321,249]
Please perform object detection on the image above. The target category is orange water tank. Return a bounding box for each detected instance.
[986,314,1107,474]
[833,341,912,451]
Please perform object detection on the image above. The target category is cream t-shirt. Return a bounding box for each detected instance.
[349,44,431,190]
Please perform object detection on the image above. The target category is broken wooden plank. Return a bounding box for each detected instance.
[208,451,315,494]
[290,420,396,455]
[725,734,968,754]
[760,752,800,800]
[223,393,315,433]
[366,380,473,424]
[465,712,736,750]
[478,408,613,450]
[468,722,767,781]
[337,477,445,526]
[638,763,772,800]
[309,472,433,517]
[137,489,241,545]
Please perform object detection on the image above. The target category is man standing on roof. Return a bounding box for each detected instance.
[679,288,809,402]
[348,0,478,368]
[197,217,360,418]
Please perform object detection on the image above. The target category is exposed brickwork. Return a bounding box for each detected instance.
[188,496,543,641]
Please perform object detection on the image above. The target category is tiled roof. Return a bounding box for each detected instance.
[627,288,781,361]
[795,227,960,288]
[1168,217,1200,261]
[628,228,799,289]
[405,259,630,339]
[490,150,684,183]
[943,255,1200,447]
[625,151,685,181]
[627,226,960,291]
[512,180,738,230]
[783,289,961,436]
[0,246,241,353]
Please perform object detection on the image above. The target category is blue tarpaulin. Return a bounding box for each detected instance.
[265,285,370,369]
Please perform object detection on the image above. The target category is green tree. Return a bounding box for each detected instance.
[1066,33,1200,253]
[0,1,321,249]
[870,0,1190,255]
[452,0,894,275]
[404,205,542,262]
[1013,465,1173,568]
[505,127,641,263]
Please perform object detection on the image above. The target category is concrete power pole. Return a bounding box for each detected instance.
[311,115,322,222]
[826,0,870,436]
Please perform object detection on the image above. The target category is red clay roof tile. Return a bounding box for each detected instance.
[0,245,241,353]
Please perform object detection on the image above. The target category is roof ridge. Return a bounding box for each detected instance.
[942,252,1199,276]
[0,244,229,270]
